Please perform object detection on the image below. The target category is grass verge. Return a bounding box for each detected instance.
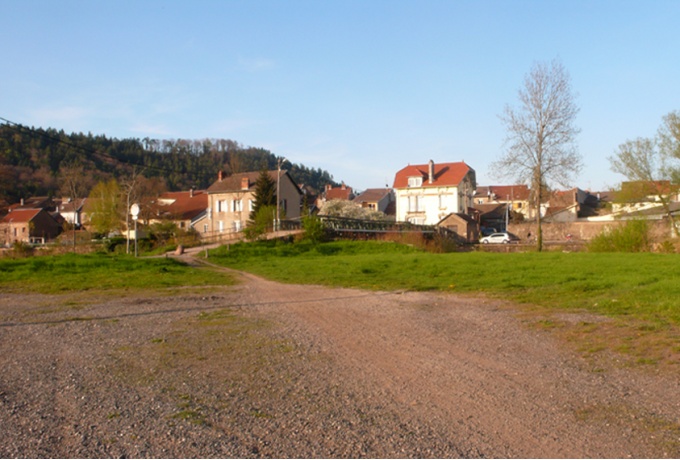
[0,252,234,293]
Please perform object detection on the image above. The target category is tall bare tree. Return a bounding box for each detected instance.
[60,162,90,253]
[120,167,144,254]
[493,59,582,251]
[609,112,680,236]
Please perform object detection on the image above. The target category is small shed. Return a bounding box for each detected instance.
[437,213,479,243]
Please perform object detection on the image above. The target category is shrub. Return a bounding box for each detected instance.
[588,219,651,253]
[244,205,276,241]
[301,214,327,243]
[10,241,34,258]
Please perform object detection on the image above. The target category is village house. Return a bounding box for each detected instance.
[150,189,209,232]
[474,185,531,216]
[1,208,62,246]
[58,198,86,228]
[393,160,476,225]
[610,180,680,215]
[316,182,354,210]
[352,188,395,215]
[205,170,302,237]
[437,212,480,242]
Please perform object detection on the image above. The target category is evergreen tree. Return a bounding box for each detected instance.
[249,169,276,221]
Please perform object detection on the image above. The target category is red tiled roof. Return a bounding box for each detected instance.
[477,185,530,201]
[393,161,473,189]
[325,186,353,200]
[1,208,41,223]
[353,188,391,203]
[158,190,208,220]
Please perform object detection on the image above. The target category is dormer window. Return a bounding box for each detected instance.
[408,177,423,187]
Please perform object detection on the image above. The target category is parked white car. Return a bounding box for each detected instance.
[480,232,518,244]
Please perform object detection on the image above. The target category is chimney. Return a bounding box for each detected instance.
[326,184,332,192]
[241,177,249,190]
[428,160,434,184]
[341,182,346,190]
[189,188,194,198]
[20,198,24,206]
[218,171,223,182]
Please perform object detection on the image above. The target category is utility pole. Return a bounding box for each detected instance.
[276,156,287,233]
[505,195,509,231]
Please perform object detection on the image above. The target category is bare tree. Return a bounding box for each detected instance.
[120,167,144,254]
[60,163,90,253]
[658,110,680,182]
[609,112,680,236]
[493,59,582,251]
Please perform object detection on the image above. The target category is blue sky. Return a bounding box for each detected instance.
[2,0,679,192]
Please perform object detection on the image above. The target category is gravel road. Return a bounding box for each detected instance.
[1,262,678,458]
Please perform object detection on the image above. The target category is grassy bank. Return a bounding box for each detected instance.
[0,253,234,293]
[207,240,680,325]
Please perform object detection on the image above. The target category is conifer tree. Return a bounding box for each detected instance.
[249,168,276,221]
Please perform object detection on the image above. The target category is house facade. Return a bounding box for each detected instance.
[393,160,476,225]
[352,188,395,214]
[1,208,62,246]
[438,212,480,242]
[315,183,354,210]
[205,170,302,236]
[474,185,531,216]
[58,198,86,228]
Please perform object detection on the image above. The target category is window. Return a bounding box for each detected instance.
[408,195,423,212]
[408,177,423,187]
[232,199,242,212]
[203,224,208,233]
[438,194,446,209]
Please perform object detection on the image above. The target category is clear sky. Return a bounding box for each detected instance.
[2,0,679,192]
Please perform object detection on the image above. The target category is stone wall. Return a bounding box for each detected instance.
[508,219,676,243]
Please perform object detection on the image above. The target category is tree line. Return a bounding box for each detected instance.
[0,123,337,204]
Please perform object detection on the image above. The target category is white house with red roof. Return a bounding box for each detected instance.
[393,160,476,225]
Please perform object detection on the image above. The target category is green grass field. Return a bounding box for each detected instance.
[0,253,234,293]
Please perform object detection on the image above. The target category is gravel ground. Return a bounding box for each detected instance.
[0,262,679,458]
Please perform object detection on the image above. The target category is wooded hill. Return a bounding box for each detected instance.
[0,123,338,204]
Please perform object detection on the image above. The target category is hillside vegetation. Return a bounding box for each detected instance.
[0,123,336,203]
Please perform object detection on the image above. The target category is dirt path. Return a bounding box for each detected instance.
[0,263,678,458]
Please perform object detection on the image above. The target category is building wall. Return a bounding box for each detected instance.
[207,174,301,236]
[208,189,253,235]
[395,173,475,225]
[509,219,676,243]
[1,211,61,246]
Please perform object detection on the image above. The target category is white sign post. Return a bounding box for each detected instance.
[130,204,140,257]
